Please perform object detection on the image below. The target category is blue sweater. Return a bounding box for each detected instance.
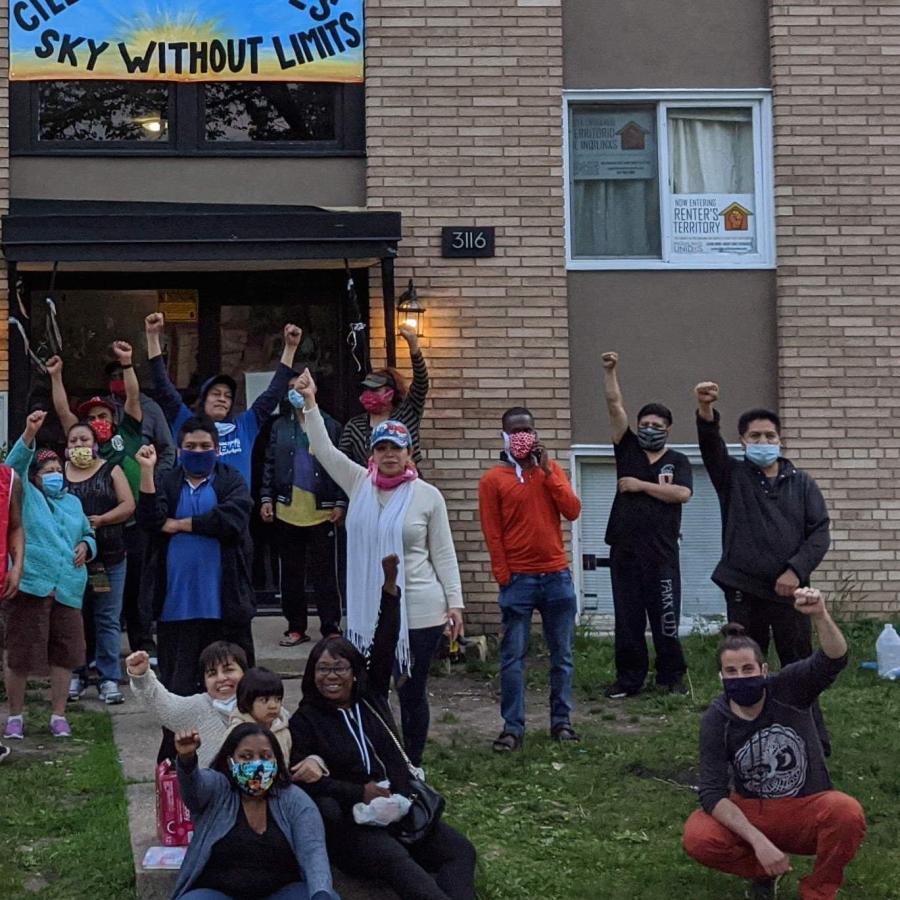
[6,438,97,609]
[173,756,338,900]
[149,356,294,486]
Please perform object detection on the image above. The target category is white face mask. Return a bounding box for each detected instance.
[211,696,237,716]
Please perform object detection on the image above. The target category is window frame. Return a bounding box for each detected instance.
[10,81,365,158]
[562,89,775,271]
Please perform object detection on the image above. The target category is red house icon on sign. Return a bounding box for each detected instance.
[617,121,649,151]
[719,202,752,232]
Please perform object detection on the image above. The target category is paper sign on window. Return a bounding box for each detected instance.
[571,111,656,181]
[10,0,364,83]
[670,194,757,256]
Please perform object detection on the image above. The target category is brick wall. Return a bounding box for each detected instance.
[365,0,569,630]
[0,0,9,397]
[771,2,900,617]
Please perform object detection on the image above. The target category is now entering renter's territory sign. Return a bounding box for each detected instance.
[10,0,364,83]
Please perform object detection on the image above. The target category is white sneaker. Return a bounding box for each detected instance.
[99,680,124,705]
[68,676,87,701]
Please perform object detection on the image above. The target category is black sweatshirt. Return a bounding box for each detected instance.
[698,649,848,813]
[697,411,830,601]
[288,590,411,811]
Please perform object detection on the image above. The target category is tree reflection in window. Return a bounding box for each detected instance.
[38,82,170,142]
[204,83,336,142]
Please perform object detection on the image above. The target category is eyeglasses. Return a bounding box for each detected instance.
[315,664,352,676]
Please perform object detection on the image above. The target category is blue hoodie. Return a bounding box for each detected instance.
[148,357,294,486]
[6,438,97,609]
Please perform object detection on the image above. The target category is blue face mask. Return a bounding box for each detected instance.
[745,444,780,469]
[180,449,217,477]
[287,389,305,410]
[229,758,278,796]
[41,472,65,498]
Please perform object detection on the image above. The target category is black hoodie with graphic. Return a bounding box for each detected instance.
[697,649,848,814]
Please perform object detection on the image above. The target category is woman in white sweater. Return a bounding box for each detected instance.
[295,368,463,767]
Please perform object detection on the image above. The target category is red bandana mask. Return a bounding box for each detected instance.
[360,389,395,414]
[506,431,537,461]
[89,419,115,444]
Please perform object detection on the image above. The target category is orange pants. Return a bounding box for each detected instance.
[683,791,866,900]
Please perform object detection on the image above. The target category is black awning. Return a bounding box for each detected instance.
[1,199,401,264]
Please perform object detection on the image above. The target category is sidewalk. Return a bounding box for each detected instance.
[107,617,397,899]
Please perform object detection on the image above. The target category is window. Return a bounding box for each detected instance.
[564,90,774,269]
[11,81,364,156]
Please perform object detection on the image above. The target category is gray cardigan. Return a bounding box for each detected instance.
[173,756,339,900]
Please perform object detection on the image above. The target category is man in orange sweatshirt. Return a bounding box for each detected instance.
[479,407,582,752]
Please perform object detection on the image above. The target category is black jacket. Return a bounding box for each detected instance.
[260,408,346,510]
[137,462,255,625]
[288,590,411,810]
[698,411,830,600]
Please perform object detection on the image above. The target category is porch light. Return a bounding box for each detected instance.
[397,279,427,338]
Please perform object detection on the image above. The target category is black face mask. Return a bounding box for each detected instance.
[722,675,767,707]
[637,426,667,452]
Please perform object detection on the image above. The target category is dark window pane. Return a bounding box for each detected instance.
[204,83,336,142]
[38,81,170,142]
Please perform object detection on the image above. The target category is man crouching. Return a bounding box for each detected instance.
[683,588,865,900]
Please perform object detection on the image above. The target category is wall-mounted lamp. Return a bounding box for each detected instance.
[397,279,427,338]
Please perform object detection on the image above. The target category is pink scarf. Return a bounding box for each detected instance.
[367,459,418,491]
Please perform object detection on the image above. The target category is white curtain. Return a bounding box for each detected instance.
[668,108,754,194]
[572,178,660,258]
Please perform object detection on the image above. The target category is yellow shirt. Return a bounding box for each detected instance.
[276,487,332,528]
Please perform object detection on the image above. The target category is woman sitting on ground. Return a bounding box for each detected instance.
[289,555,476,900]
[126,642,247,766]
[171,723,337,900]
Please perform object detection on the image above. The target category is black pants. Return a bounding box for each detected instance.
[122,525,156,654]
[276,518,341,637]
[316,797,476,900]
[610,546,687,692]
[397,625,446,768]
[155,618,255,763]
[725,588,831,753]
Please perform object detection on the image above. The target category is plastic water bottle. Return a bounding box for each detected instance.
[875,624,900,678]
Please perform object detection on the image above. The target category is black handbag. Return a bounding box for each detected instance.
[362,700,445,845]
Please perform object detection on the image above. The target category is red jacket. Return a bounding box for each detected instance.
[478,459,581,586]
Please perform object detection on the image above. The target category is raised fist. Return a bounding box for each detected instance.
[125,650,151,677]
[24,409,47,438]
[44,355,63,378]
[112,341,133,365]
[174,730,202,759]
[283,324,302,349]
[601,352,618,371]
[145,313,165,335]
[136,444,158,469]
[296,368,317,404]
[398,324,418,346]
[794,587,826,617]
[694,382,720,406]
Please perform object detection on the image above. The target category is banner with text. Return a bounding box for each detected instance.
[10,0,364,82]
[571,110,656,181]
[670,193,757,257]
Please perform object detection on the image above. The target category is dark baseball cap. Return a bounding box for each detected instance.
[361,372,397,391]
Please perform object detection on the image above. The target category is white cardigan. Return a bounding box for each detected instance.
[304,404,464,629]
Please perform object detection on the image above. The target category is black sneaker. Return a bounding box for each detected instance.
[603,682,639,699]
[745,875,780,899]
[551,724,580,742]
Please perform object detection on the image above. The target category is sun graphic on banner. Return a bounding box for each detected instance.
[113,9,225,45]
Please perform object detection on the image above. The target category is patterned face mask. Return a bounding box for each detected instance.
[67,446,96,469]
[505,431,537,461]
[89,419,115,444]
[229,759,278,797]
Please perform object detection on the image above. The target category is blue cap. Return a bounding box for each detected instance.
[370,420,412,449]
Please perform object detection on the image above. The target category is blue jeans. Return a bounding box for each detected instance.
[181,883,313,900]
[396,624,446,767]
[77,558,127,682]
[499,569,577,736]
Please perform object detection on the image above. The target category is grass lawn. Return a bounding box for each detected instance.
[428,620,899,900]
[0,690,134,899]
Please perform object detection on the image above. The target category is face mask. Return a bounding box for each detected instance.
[505,431,537,461]
[360,389,395,414]
[745,444,780,469]
[722,675,767,707]
[67,446,96,469]
[287,389,305,410]
[637,426,668,452]
[41,472,65,498]
[229,758,278,797]
[211,696,237,715]
[89,419,114,444]
[180,449,217,477]
[108,379,126,399]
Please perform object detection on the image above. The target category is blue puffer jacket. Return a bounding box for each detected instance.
[6,438,96,609]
